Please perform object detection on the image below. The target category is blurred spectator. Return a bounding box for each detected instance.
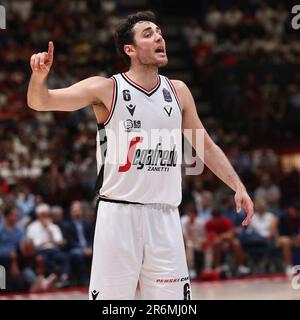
[252,148,278,173]
[205,4,223,30]
[16,185,35,228]
[183,18,203,48]
[248,199,276,239]
[0,205,54,291]
[0,177,9,196]
[197,191,213,222]
[191,178,204,214]
[254,173,281,212]
[26,203,70,287]
[205,209,250,276]
[240,199,276,272]
[181,209,209,279]
[51,205,65,226]
[0,206,24,290]
[274,203,300,275]
[223,5,243,28]
[63,201,93,285]
[18,239,58,293]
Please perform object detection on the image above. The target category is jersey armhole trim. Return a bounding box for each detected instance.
[103,76,118,126]
[165,78,183,112]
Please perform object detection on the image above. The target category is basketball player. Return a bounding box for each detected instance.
[27,11,254,300]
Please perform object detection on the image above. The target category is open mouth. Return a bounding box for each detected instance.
[155,47,165,54]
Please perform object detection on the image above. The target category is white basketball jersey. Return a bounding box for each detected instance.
[95,73,182,207]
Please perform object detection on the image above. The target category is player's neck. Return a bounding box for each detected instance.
[126,65,159,91]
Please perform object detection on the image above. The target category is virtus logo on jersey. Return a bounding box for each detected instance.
[118,137,178,172]
[164,105,173,117]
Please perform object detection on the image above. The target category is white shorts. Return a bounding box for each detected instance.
[89,200,191,300]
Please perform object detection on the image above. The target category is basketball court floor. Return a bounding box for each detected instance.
[0,275,299,300]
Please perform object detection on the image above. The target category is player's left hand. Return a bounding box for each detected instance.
[234,187,254,226]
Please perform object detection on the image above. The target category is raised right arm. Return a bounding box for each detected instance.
[27,41,111,112]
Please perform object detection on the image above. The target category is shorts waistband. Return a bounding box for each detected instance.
[98,196,177,210]
[98,196,143,205]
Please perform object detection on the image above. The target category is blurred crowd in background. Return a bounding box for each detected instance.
[0,0,300,292]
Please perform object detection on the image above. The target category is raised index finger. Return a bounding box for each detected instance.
[48,41,54,58]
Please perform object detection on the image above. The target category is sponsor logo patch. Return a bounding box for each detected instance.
[163,88,172,102]
[123,119,141,132]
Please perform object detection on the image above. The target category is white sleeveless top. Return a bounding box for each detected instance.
[95,73,182,207]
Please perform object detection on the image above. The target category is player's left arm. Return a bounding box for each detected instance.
[172,80,254,226]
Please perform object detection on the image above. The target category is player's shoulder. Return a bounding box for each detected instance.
[85,76,114,94]
[86,76,114,87]
[169,79,185,88]
[168,79,190,94]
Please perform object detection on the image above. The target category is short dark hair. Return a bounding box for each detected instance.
[115,11,158,66]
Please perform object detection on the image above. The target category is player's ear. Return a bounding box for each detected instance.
[124,44,135,58]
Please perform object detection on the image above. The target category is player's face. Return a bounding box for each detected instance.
[129,21,168,67]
